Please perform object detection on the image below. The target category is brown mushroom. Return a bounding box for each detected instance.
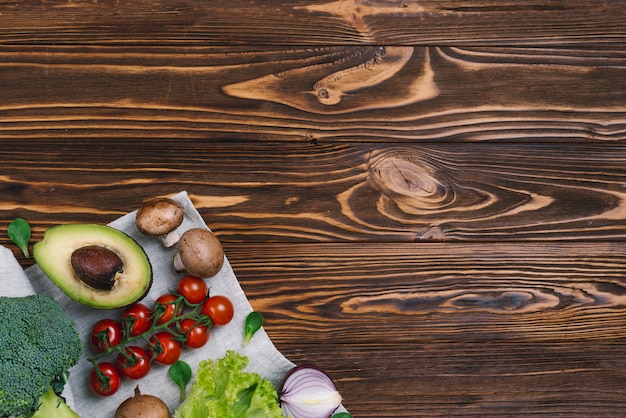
[173,228,224,278]
[135,197,184,247]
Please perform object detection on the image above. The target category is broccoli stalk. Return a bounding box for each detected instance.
[30,386,80,418]
[0,294,83,418]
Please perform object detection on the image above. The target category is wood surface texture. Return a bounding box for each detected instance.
[2,1,626,416]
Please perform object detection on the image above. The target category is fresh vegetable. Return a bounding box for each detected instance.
[8,217,31,258]
[173,228,224,278]
[173,350,283,418]
[87,276,231,396]
[33,223,153,309]
[279,365,342,418]
[168,360,192,402]
[243,311,264,346]
[117,346,152,379]
[89,362,121,396]
[114,385,170,418]
[0,294,82,417]
[91,318,124,352]
[177,275,208,304]
[179,317,210,348]
[149,332,182,365]
[135,197,185,248]
[202,294,234,326]
[154,293,182,325]
[122,303,153,336]
[30,386,80,418]
[331,413,352,418]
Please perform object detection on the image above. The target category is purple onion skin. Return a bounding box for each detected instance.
[279,364,342,418]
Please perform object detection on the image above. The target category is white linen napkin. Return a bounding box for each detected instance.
[22,191,296,417]
[0,245,36,298]
[2,191,347,417]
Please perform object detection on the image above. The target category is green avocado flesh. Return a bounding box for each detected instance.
[33,224,153,309]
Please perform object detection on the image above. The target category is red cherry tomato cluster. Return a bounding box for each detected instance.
[88,275,235,396]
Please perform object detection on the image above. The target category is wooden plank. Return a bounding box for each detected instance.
[278,341,626,417]
[237,242,626,416]
[1,141,625,247]
[1,1,623,416]
[227,242,626,344]
[1,46,624,142]
[0,1,624,46]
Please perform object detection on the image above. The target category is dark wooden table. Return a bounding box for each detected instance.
[2,1,626,416]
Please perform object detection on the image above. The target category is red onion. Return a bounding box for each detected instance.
[279,364,342,418]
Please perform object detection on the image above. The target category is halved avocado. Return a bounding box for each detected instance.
[33,224,153,309]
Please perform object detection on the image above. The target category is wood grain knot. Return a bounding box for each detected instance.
[368,148,490,218]
[222,46,439,114]
[370,151,449,211]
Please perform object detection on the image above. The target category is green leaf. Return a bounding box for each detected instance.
[8,218,31,258]
[232,383,258,418]
[332,413,353,418]
[169,360,192,402]
[173,351,283,418]
[242,311,263,346]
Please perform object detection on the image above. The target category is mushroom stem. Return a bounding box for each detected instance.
[173,251,185,272]
[160,230,180,248]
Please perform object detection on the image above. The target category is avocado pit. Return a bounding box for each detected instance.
[70,245,124,291]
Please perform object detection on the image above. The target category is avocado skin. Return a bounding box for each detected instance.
[33,224,153,309]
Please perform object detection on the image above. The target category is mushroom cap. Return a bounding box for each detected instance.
[136,197,184,236]
[177,228,224,278]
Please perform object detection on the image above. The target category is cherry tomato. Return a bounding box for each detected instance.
[117,345,151,379]
[180,318,210,348]
[154,293,182,325]
[89,362,121,396]
[90,318,123,352]
[177,275,208,304]
[149,332,182,365]
[121,303,152,337]
[202,295,234,326]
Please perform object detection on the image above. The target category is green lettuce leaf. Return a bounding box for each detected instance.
[173,350,283,418]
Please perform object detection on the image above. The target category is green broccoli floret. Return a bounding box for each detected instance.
[0,294,82,418]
